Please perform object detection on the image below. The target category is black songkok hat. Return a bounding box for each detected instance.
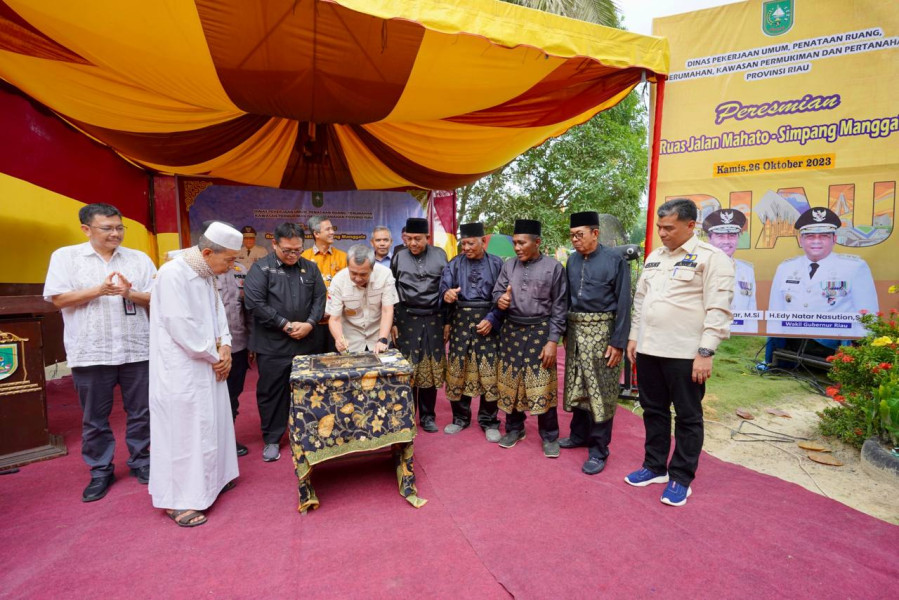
[459,222,485,238]
[794,207,840,234]
[513,219,541,236]
[405,218,429,234]
[570,211,599,228]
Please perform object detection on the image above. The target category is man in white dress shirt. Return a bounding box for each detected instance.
[148,222,242,527]
[703,209,758,334]
[44,203,156,503]
[768,207,878,337]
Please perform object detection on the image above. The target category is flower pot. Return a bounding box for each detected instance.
[860,437,899,485]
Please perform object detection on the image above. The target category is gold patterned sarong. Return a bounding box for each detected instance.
[497,319,557,415]
[564,312,618,422]
[445,305,499,402]
[394,305,446,389]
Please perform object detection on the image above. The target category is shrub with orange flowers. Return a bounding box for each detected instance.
[818,310,899,448]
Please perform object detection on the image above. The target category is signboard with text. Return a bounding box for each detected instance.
[187,186,425,259]
[652,0,898,337]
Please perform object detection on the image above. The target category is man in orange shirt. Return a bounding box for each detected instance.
[301,216,347,353]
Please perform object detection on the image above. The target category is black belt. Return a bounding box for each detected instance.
[507,315,548,325]
[457,300,492,309]
[400,304,440,316]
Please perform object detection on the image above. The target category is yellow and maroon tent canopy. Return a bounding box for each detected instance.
[0,0,668,191]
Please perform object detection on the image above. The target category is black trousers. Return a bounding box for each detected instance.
[636,353,704,486]
[415,387,437,423]
[70,361,150,478]
[226,349,249,421]
[568,408,614,460]
[255,353,294,444]
[451,395,500,430]
[314,323,337,354]
[505,407,559,442]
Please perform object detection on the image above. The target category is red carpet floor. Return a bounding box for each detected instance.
[1,357,896,599]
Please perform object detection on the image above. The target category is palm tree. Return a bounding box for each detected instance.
[503,0,619,27]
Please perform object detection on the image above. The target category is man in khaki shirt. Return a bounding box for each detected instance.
[624,198,734,507]
[327,244,398,353]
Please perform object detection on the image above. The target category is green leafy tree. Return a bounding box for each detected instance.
[459,1,644,253]
[503,0,618,25]
[458,90,647,253]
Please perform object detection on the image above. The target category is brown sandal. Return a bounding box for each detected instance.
[167,509,207,527]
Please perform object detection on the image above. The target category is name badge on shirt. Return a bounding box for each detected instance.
[123,297,137,315]
[673,260,697,268]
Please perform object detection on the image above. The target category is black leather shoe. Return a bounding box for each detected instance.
[559,437,587,449]
[236,442,249,457]
[83,474,116,502]
[420,418,438,433]
[582,457,606,475]
[130,465,150,484]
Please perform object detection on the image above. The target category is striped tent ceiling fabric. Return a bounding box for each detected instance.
[0,0,669,191]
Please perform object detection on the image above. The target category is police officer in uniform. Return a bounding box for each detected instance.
[702,209,757,334]
[768,207,878,337]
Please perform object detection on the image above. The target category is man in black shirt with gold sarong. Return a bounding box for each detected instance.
[391,218,448,433]
[561,211,631,475]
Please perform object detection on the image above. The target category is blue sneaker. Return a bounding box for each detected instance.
[660,481,693,507]
[624,467,669,487]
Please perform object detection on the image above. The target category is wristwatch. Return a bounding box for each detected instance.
[697,347,715,358]
[378,337,390,345]
[285,324,294,333]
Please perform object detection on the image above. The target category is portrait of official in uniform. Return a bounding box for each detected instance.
[767,207,878,337]
[702,209,758,334]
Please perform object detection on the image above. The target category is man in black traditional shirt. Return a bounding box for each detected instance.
[439,222,504,442]
[244,222,326,462]
[560,211,631,475]
[493,219,568,458]
[391,217,448,433]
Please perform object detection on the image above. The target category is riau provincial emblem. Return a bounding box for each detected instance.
[762,0,794,37]
[0,342,19,382]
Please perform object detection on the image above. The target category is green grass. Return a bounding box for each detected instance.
[705,336,822,415]
[618,336,828,418]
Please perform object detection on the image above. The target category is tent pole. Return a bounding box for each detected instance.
[645,75,667,254]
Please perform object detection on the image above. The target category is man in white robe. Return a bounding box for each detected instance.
[148,222,242,527]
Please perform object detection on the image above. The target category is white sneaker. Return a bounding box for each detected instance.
[485,428,502,443]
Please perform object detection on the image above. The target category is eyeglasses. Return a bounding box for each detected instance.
[91,225,127,233]
[569,231,587,241]
[276,245,302,256]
